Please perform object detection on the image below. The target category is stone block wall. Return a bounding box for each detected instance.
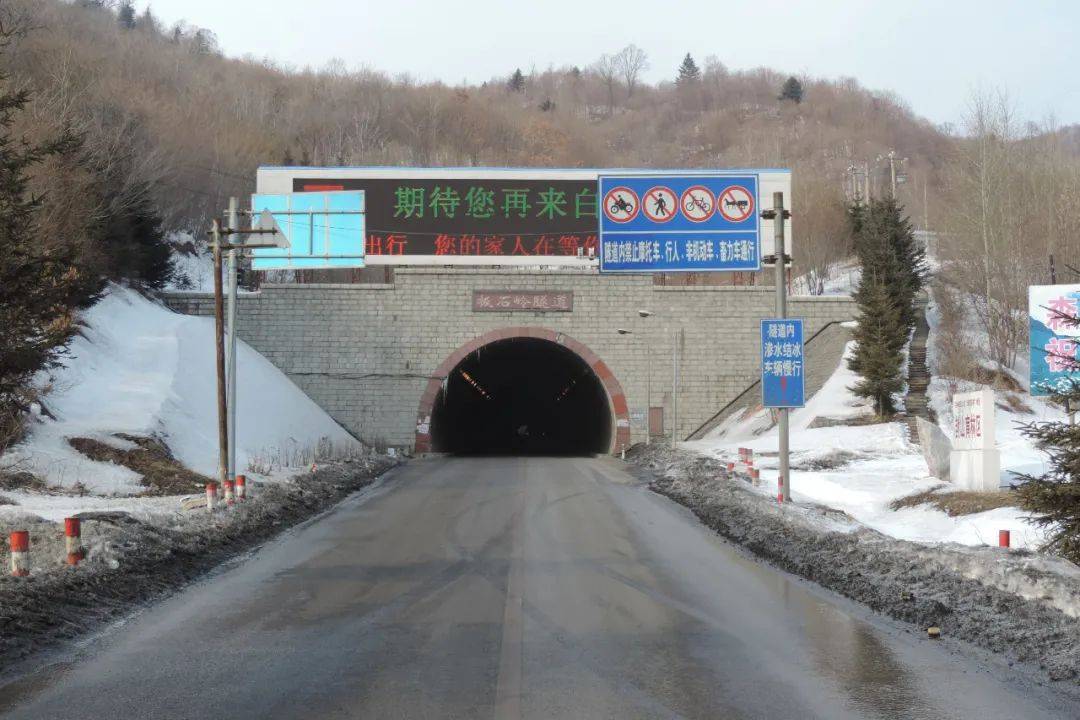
[164,269,855,452]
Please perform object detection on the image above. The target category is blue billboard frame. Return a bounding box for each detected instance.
[598,173,761,273]
[761,318,805,408]
[250,191,366,270]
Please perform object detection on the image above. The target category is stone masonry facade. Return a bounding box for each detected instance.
[164,268,855,453]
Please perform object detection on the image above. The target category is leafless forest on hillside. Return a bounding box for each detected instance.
[5,0,1080,373]
[10,0,953,281]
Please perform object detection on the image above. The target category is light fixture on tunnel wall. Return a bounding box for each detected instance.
[459,370,491,400]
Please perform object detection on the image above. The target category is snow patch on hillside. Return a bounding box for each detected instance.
[684,339,1051,550]
[1,286,358,500]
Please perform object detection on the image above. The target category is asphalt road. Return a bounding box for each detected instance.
[0,457,1073,719]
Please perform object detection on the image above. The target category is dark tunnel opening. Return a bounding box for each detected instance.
[430,338,613,455]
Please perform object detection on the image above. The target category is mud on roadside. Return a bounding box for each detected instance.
[626,443,1080,689]
[0,456,398,674]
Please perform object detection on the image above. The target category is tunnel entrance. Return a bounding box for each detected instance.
[428,336,615,455]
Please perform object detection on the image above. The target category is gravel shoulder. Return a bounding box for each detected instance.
[0,456,397,674]
[627,443,1080,691]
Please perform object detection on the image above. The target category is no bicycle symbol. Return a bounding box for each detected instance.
[603,186,639,223]
[642,186,677,223]
[680,185,714,222]
[718,185,754,223]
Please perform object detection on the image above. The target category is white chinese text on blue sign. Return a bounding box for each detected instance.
[761,318,805,408]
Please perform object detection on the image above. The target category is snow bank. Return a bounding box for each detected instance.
[1,286,359,500]
[684,340,1051,551]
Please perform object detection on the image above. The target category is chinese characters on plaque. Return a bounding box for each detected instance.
[472,290,574,313]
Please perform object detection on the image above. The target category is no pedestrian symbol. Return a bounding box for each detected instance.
[603,186,639,223]
[642,186,677,223]
[680,185,714,222]
[718,185,754,222]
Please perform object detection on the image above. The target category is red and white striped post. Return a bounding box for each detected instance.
[206,482,218,512]
[999,530,1011,548]
[223,479,235,507]
[726,461,735,472]
[235,474,246,502]
[9,530,29,577]
[64,517,82,565]
[777,475,785,504]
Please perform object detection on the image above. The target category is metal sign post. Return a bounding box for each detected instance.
[226,197,239,484]
[762,193,795,503]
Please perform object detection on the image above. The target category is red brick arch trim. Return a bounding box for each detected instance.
[415,327,631,454]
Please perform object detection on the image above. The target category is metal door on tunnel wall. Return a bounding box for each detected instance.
[649,407,664,437]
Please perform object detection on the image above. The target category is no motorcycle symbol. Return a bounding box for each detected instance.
[718,185,754,223]
[603,187,639,223]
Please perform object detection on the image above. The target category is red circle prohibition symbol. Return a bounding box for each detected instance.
[603,187,640,223]
[717,185,755,223]
[642,186,677,223]
[680,185,715,222]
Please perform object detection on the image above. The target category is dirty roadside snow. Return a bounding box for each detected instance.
[0,458,397,673]
[628,443,1080,688]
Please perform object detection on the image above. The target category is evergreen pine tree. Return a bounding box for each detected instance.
[676,53,700,86]
[847,197,923,418]
[507,68,525,93]
[0,59,82,441]
[118,1,136,29]
[779,76,804,103]
[848,280,905,416]
[852,198,925,335]
[1015,380,1080,562]
[98,186,173,290]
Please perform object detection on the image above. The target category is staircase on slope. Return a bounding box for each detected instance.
[904,294,934,443]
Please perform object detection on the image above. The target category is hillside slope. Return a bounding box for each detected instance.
[13,0,950,278]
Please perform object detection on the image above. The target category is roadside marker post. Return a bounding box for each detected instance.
[206,482,218,512]
[235,474,247,501]
[223,479,236,507]
[9,530,29,576]
[999,530,1011,548]
[64,517,82,565]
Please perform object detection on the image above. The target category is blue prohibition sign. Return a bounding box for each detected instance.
[598,173,761,273]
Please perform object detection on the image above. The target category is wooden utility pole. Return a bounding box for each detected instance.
[211,219,229,488]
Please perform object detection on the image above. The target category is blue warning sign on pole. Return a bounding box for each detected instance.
[598,173,761,273]
[761,318,805,408]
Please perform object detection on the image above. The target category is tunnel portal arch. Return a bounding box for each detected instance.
[415,327,630,455]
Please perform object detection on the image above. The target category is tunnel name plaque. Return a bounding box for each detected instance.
[472,290,574,313]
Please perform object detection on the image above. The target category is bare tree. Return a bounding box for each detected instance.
[615,44,648,98]
[937,89,1080,370]
[591,53,618,115]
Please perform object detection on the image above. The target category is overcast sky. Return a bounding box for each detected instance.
[135,0,1079,128]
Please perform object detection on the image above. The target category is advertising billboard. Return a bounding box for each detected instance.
[256,167,792,267]
[1029,283,1080,396]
